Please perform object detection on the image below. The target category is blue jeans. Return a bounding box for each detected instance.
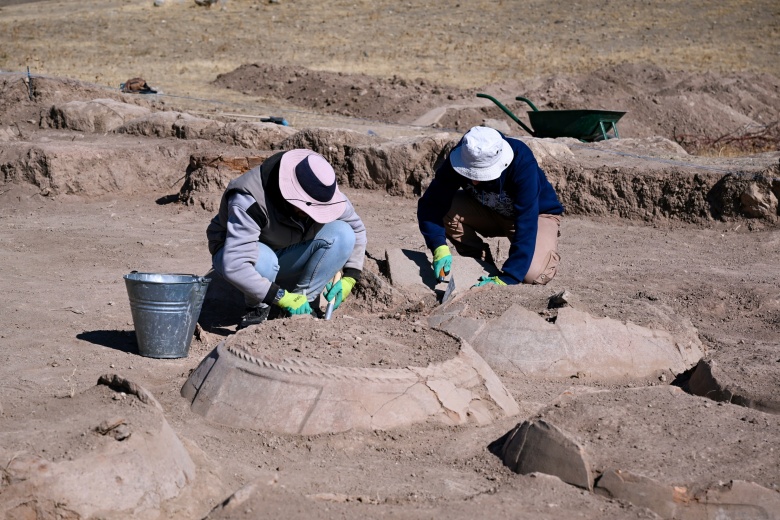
[253,220,355,303]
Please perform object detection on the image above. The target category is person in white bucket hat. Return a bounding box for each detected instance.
[207,149,366,328]
[418,126,564,287]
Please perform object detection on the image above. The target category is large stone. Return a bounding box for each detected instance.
[596,471,780,520]
[499,385,780,517]
[740,182,778,219]
[501,419,593,490]
[595,469,682,518]
[521,137,576,169]
[437,302,704,382]
[181,338,519,435]
[385,248,491,302]
[688,357,780,414]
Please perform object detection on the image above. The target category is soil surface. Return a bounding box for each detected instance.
[228,313,462,368]
[1,0,780,519]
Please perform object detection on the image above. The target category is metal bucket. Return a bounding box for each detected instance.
[124,272,210,359]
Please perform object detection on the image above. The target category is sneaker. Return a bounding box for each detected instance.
[238,304,270,330]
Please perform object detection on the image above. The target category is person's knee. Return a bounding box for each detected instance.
[322,220,355,252]
[525,250,561,285]
[254,243,280,279]
[443,211,462,230]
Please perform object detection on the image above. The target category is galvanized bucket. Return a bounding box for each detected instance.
[123,272,210,359]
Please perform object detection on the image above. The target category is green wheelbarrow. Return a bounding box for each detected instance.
[477,93,626,142]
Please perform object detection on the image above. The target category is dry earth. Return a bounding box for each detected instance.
[1,0,780,519]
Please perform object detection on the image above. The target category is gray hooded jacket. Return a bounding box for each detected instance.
[206,152,367,304]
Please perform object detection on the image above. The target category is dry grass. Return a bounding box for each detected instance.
[0,0,778,100]
[675,122,780,157]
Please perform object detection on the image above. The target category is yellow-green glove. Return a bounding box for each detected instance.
[432,245,452,282]
[276,290,312,316]
[324,276,356,310]
[474,275,507,287]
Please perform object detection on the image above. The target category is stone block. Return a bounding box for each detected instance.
[502,419,593,491]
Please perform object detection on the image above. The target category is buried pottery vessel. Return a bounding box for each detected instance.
[181,327,519,435]
[431,301,705,382]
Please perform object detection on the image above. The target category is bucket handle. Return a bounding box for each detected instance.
[127,271,207,284]
[476,93,535,136]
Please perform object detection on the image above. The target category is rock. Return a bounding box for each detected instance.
[498,385,780,516]
[688,357,780,414]
[481,118,513,134]
[385,248,490,300]
[740,182,778,219]
[549,289,573,308]
[596,471,780,519]
[502,419,593,490]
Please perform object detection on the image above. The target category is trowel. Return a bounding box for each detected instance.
[324,271,342,320]
[440,274,456,305]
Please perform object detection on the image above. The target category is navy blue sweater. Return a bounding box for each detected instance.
[417,136,564,284]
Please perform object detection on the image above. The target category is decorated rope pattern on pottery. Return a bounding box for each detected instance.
[225,343,420,383]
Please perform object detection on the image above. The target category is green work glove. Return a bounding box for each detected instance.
[474,275,507,288]
[276,290,313,316]
[432,245,452,282]
[324,276,356,310]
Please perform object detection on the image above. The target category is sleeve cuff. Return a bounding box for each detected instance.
[262,282,282,305]
[499,273,521,285]
[342,267,362,283]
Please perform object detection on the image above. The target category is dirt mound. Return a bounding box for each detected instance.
[225,313,460,369]
[214,63,477,125]
[214,63,780,155]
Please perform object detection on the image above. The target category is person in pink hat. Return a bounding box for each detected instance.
[417,126,564,288]
[207,149,366,328]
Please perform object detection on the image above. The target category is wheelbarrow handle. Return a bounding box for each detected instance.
[515,96,540,112]
[476,93,535,136]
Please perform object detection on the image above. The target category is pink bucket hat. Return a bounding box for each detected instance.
[278,150,347,223]
[449,126,514,181]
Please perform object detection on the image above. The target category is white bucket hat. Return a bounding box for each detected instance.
[449,126,514,181]
[278,150,347,223]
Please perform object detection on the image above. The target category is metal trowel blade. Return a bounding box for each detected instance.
[441,274,456,304]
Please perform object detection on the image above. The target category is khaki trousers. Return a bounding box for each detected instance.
[444,191,561,284]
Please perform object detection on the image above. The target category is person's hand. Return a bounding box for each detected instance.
[432,245,452,282]
[324,276,356,310]
[473,275,507,288]
[276,290,313,316]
